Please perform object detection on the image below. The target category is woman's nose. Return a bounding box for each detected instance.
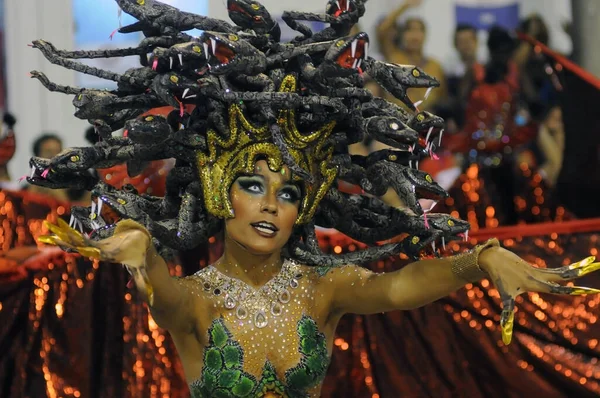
[260,194,278,215]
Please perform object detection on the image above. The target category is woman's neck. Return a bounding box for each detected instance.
[404,49,425,66]
[0,166,10,181]
[217,234,284,289]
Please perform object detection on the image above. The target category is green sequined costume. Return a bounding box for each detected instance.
[190,316,329,398]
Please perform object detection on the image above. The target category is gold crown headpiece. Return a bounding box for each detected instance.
[195,75,337,224]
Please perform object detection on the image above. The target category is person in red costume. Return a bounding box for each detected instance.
[0,113,70,283]
[435,26,567,229]
[0,112,19,190]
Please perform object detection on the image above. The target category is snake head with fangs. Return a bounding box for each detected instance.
[201,31,267,75]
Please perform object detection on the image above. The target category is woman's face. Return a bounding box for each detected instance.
[224,160,301,255]
[455,29,478,61]
[402,20,425,53]
[544,106,563,133]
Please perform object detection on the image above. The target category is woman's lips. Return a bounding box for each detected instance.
[251,222,278,237]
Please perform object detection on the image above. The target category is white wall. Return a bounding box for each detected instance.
[5,0,88,181]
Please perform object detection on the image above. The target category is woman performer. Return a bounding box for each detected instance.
[29,1,599,396]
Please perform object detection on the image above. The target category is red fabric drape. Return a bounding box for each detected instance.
[2,189,600,397]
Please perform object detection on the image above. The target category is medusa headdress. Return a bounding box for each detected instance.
[196,76,336,224]
[27,0,470,265]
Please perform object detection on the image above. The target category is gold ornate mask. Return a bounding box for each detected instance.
[195,75,337,224]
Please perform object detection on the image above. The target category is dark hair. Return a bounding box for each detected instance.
[454,23,477,45]
[32,133,62,157]
[395,17,426,50]
[487,25,517,55]
[519,14,549,45]
[3,112,16,129]
[484,26,518,84]
[398,17,426,35]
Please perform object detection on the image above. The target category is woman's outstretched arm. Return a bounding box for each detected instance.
[328,239,600,344]
[328,245,488,314]
[41,218,197,333]
[376,0,420,59]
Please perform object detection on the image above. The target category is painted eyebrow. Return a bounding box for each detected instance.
[246,172,297,187]
[282,182,301,190]
[239,174,263,179]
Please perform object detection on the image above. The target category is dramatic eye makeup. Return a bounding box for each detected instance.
[236,176,264,193]
[279,184,302,202]
[236,175,301,202]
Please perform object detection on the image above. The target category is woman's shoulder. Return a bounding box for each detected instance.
[425,57,444,69]
[284,260,331,282]
[292,261,367,282]
[388,50,410,65]
[172,266,219,298]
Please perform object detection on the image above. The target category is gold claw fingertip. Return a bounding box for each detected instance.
[501,311,514,345]
[577,261,600,277]
[43,220,68,241]
[569,256,596,269]
[77,246,102,260]
[38,235,59,246]
[569,287,600,296]
[62,220,86,245]
[56,217,71,230]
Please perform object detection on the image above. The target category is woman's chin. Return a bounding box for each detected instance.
[232,237,284,256]
[243,243,283,256]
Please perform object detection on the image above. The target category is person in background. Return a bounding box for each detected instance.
[536,106,565,186]
[444,24,482,122]
[376,0,447,112]
[444,24,481,89]
[28,133,70,201]
[514,14,557,121]
[434,23,483,137]
[425,25,481,192]
[436,26,568,228]
[29,132,94,205]
[33,133,62,160]
[0,113,19,190]
[0,124,69,279]
[514,14,550,67]
[518,105,565,187]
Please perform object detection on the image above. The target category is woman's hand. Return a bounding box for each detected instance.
[478,246,600,344]
[405,0,423,7]
[39,218,155,304]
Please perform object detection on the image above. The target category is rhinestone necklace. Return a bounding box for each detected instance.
[194,259,303,328]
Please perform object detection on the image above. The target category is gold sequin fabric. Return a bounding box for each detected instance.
[436,163,573,230]
[4,191,600,397]
[318,230,600,397]
[4,219,600,396]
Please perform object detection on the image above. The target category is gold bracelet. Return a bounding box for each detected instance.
[451,238,500,283]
